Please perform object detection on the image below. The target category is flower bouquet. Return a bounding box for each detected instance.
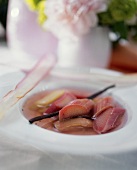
[26,0,137,42]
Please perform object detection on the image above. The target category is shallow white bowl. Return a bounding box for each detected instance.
[0,66,137,158]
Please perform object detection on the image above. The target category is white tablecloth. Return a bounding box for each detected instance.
[0,45,137,170]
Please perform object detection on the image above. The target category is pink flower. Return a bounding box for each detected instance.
[44,0,107,39]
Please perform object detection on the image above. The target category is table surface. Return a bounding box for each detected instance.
[109,43,137,73]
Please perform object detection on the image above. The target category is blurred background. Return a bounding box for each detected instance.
[0,0,137,73]
[0,0,8,41]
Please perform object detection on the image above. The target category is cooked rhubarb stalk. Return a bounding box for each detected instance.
[36,116,58,129]
[53,70,137,87]
[93,97,115,118]
[93,107,125,134]
[54,92,76,108]
[54,118,93,132]
[35,89,65,107]
[0,55,56,119]
[30,105,49,113]
[59,99,94,121]
[28,85,116,123]
[44,92,77,113]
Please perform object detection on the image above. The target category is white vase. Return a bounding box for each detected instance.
[7,0,111,69]
[7,0,58,68]
[57,27,111,68]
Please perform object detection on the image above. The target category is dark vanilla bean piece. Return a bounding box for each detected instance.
[29,111,59,124]
[29,84,115,124]
[87,84,115,99]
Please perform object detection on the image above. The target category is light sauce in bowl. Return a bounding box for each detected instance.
[22,88,127,135]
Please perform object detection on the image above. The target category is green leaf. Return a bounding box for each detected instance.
[112,21,128,39]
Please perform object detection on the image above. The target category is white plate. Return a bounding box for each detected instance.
[0,67,137,156]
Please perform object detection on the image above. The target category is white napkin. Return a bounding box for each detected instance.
[0,130,137,170]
